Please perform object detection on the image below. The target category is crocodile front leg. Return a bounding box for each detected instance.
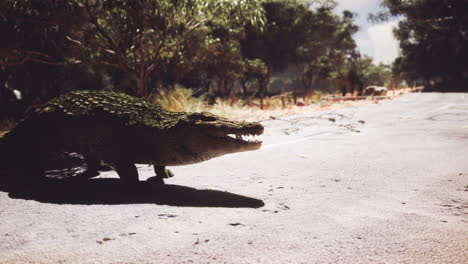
[154,165,174,179]
[147,165,174,185]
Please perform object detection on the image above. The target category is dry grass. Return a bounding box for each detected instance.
[148,86,407,122]
[208,91,330,121]
[202,88,411,121]
[210,98,367,122]
[209,98,251,120]
[149,85,206,113]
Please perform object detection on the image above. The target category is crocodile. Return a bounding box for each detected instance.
[0,90,263,185]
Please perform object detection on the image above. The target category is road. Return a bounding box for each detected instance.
[1,93,467,263]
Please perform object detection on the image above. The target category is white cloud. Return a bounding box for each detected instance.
[334,0,400,64]
[367,21,400,64]
[354,34,374,57]
[335,0,376,12]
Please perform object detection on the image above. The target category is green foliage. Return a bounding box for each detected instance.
[375,0,468,90]
[243,1,309,72]
[329,55,392,95]
[0,0,84,65]
[1,0,367,101]
[297,7,358,91]
[1,0,265,98]
[71,0,266,97]
[239,59,268,95]
[364,63,392,87]
[0,0,88,101]
[241,0,358,93]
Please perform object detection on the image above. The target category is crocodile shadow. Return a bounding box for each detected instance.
[0,176,264,208]
[0,153,264,208]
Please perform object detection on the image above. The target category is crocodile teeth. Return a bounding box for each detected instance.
[224,133,262,144]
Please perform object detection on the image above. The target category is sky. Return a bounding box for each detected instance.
[334,0,400,65]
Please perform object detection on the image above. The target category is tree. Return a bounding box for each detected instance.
[364,62,392,87]
[239,59,268,97]
[71,0,266,97]
[200,20,254,97]
[1,0,366,103]
[0,1,88,101]
[373,0,468,91]
[330,55,393,96]
[241,1,359,95]
[297,8,358,94]
[241,0,312,95]
[0,1,84,67]
[1,0,265,98]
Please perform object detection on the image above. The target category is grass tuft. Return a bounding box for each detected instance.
[147,88,335,121]
[149,85,206,112]
[210,98,250,120]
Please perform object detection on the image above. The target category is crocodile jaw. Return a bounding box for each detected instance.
[177,121,264,164]
[206,128,263,152]
[150,117,264,166]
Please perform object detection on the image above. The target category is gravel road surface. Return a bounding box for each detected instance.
[1,93,467,263]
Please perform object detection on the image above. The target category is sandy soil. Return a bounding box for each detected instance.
[0,92,467,264]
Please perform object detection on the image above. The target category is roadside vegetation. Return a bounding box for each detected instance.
[1,0,465,130]
[0,0,390,126]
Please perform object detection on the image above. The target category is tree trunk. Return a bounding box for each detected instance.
[258,73,269,96]
[240,79,248,98]
[137,73,146,98]
[302,73,313,98]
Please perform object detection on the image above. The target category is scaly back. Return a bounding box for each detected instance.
[35,90,186,129]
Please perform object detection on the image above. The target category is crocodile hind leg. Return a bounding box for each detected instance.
[73,153,101,180]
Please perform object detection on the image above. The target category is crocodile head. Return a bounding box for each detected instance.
[158,112,264,165]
